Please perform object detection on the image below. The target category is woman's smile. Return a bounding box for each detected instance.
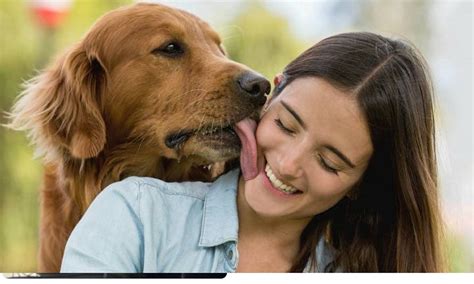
[264,163,301,194]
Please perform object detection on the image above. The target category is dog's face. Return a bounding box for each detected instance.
[95,4,269,164]
[10,3,270,169]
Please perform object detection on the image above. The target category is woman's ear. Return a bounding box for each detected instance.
[7,43,107,160]
[273,73,284,87]
[260,73,286,118]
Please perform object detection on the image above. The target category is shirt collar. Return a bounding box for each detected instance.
[197,169,338,271]
[198,169,240,247]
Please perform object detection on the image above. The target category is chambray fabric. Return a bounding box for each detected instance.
[60,169,335,273]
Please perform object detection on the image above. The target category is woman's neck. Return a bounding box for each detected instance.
[236,176,311,260]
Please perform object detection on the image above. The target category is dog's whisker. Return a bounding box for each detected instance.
[175,88,207,101]
[197,112,206,133]
[135,135,146,156]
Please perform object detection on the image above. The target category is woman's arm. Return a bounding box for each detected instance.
[60,178,144,273]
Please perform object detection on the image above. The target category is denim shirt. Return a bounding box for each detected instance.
[61,169,335,273]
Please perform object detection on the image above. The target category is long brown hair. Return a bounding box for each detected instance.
[275,32,444,272]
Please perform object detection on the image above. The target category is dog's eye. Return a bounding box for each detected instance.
[152,42,184,58]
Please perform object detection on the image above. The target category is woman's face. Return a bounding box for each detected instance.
[242,77,373,220]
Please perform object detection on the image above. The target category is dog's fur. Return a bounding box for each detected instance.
[7,3,269,272]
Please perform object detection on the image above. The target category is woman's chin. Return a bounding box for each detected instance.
[243,172,300,219]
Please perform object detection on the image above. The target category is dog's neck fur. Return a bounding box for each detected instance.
[52,142,215,216]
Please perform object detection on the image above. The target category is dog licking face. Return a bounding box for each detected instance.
[88,3,270,168]
[7,3,269,272]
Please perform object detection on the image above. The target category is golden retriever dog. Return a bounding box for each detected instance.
[7,3,269,272]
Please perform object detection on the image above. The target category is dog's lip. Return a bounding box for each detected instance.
[195,125,237,136]
[164,112,261,149]
[164,122,236,149]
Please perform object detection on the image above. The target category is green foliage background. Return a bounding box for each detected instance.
[0,0,132,272]
[0,0,470,272]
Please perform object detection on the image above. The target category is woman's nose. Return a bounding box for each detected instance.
[276,150,304,179]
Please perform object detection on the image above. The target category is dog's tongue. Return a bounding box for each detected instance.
[234,118,258,181]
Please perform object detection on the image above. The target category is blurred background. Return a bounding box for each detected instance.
[0,0,472,272]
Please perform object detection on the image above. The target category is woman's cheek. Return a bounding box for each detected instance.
[255,116,276,148]
[307,171,348,199]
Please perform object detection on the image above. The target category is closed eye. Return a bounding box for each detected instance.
[274,118,295,135]
[317,154,339,175]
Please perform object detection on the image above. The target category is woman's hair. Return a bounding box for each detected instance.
[275,32,445,272]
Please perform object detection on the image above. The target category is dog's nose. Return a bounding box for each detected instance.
[237,72,271,103]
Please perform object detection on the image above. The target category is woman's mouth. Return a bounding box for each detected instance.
[263,163,303,195]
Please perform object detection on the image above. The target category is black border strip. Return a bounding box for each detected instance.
[8,273,227,279]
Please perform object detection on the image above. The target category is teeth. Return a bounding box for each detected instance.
[264,164,299,194]
[203,128,219,135]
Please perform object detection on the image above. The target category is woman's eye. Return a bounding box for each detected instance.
[317,154,339,175]
[274,118,295,135]
[152,41,184,58]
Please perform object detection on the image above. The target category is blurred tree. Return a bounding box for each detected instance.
[0,0,43,273]
[0,0,131,272]
[353,0,430,52]
[446,232,471,272]
[222,0,306,86]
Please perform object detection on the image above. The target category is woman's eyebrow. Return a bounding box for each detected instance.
[281,101,307,130]
[323,144,356,168]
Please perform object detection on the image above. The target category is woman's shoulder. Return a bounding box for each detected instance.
[93,169,240,221]
[101,175,213,203]
[124,169,239,196]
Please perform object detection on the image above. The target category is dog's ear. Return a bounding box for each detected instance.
[7,43,107,160]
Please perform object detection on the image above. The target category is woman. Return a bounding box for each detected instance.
[61,32,445,272]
